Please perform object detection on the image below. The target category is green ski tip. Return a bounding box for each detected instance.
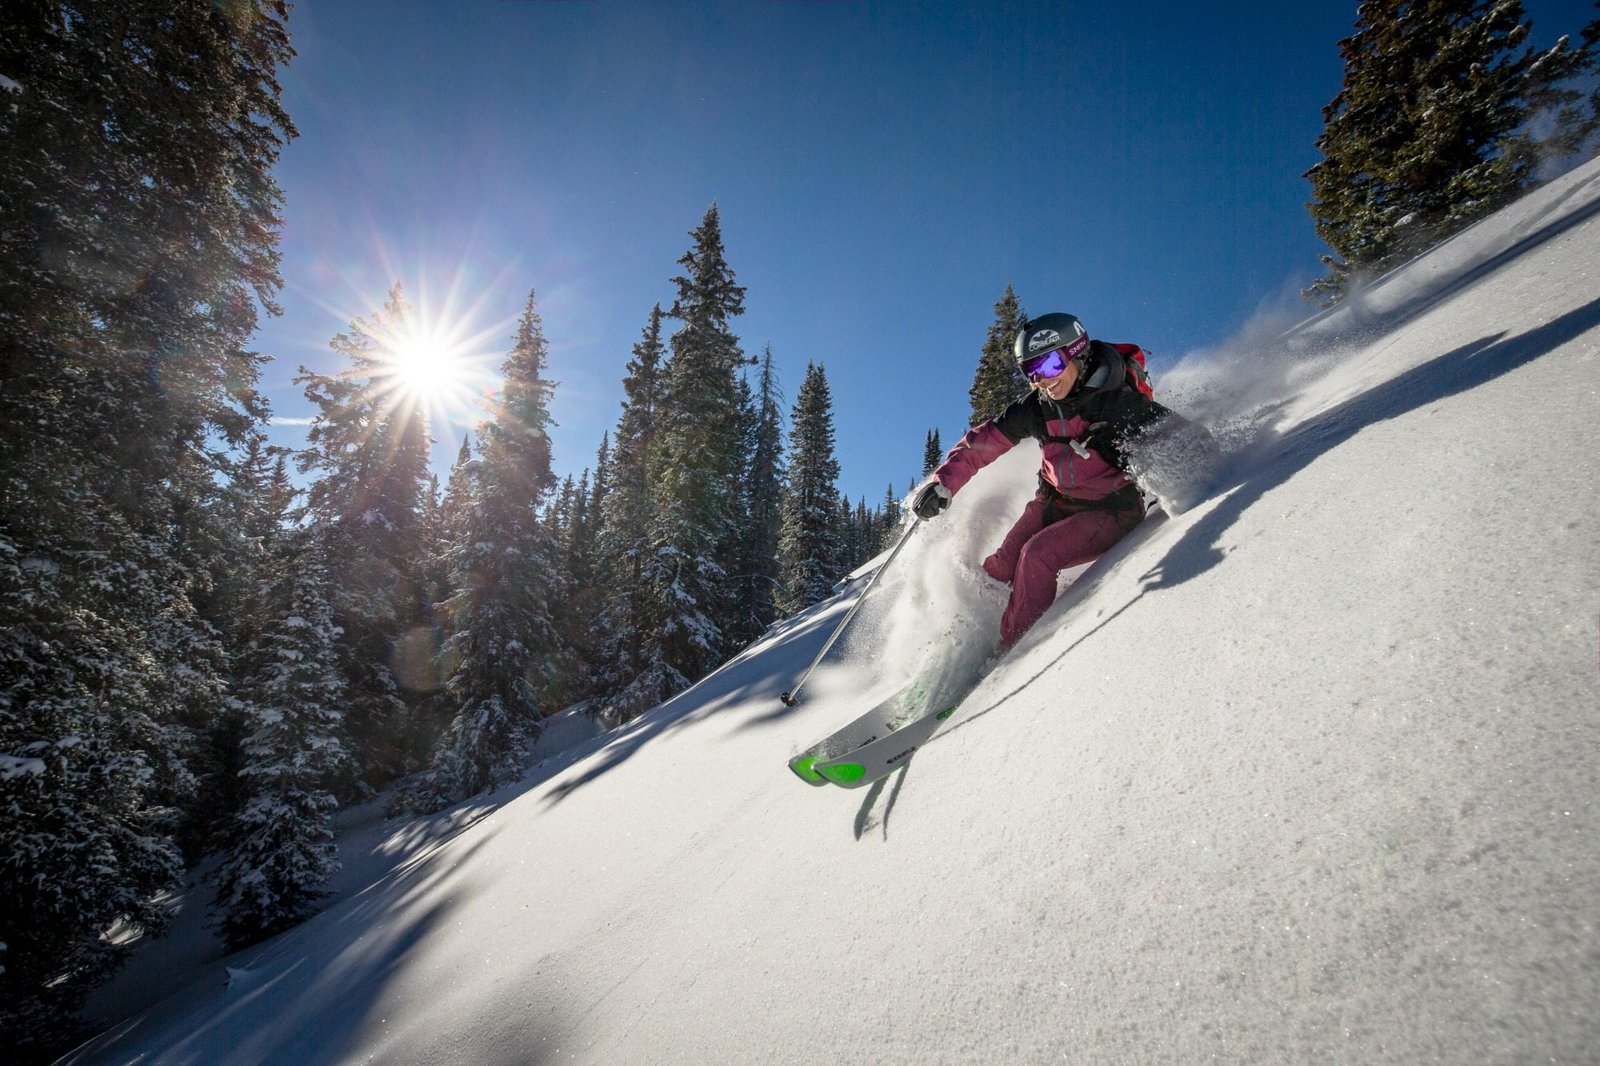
[818,761,866,785]
[789,756,825,785]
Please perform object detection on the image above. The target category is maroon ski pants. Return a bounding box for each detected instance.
[982,493,1145,648]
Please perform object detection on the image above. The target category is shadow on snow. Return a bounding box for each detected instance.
[1147,294,1600,594]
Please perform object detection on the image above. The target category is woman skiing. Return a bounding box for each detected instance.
[910,312,1215,648]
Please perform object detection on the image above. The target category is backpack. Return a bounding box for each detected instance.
[1085,340,1155,400]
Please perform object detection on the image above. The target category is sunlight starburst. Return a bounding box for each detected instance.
[288,240,531,472]
[361,282,511,442]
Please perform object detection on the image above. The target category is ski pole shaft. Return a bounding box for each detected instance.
[780,517,922,707]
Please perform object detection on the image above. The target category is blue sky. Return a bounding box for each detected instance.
[258,0,1596,504]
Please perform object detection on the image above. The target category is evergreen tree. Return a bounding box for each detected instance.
[857,497,877,569]
[0,1,295,1051]
[636,206,749,701]
[836,495,879,574]
[439,434,477,546]
[571,471,590,543]
[741,347,786,639]
[418,470,445,599]
[593,307,667,718]
[880,483,904,550]
[408,292,564,810]
[240,443,300,551]
[558,436,610,699]
[721,370,760,647]
[211,532,346,950]
[199,433,289,628]
[549,475,578,541]
[777,363,845,613]
[968,284,1029,424]
[1305,1,1596,304]
[834,495,857,574]
[552,467,595,701]
[923,429,944,476]
[591,437,612,515]
[295,283,433,792]
[1558,14,1600,158]
[187,439,298,858]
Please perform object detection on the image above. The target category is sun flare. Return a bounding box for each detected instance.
[374,315,501,432]
[311,271,513,441]
[392,336,465,397]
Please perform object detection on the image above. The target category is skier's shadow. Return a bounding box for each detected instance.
[852,763,911,841]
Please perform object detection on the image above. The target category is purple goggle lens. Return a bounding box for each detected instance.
[1023,335,1088,381]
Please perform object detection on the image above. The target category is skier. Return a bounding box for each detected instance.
[910,312,1215,649]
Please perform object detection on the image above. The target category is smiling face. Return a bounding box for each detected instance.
[1033,356,1083,401]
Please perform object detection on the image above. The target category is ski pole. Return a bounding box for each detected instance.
[780,516,923,707]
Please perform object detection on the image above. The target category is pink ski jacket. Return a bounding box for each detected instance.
[934,341,1172,504]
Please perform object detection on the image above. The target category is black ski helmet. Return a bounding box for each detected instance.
[1014,312,1088,368]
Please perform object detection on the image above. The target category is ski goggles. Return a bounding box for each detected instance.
[1021,335,1089,381]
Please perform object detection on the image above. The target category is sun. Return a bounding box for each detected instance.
[312,273,512,441]
[392,334,465,398]
[375,316,501,433]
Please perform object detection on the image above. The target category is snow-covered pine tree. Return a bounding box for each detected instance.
[1305,0,1596,304]
[295,283,434,792]
[236,440,300,552]
[211,531,347,950]
[407,292,565,811]
[640,206,750,690]
[968,284,1029,424]
[833,495,855,574]
[0,1,294,1051]
[721,370,759,648]
[593,307,669,720]
[865,498,885,560]
[880,484,904,552]
[549,475,578,542]
[1557,14,1600,157]
[776,363,845,614]
[738,347,786,642]
[439,434,477,546]
[549,467,592,703]
[427,435,478,698]
[852,499,866,571]
[590,437,612,517]
[923,429,944,476]
[418,469,447,618]
[556,437,610,700]
[834,495,879,574]
[186,437,300,857]
[571,471,592,547]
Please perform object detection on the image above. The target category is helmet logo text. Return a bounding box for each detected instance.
[1028,329,1062,352]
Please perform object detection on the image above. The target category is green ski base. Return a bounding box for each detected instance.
[803,698,964,789]
[817,761,866,785]
[789,755,826,786]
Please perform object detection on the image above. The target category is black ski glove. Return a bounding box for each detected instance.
[912,481,952,520]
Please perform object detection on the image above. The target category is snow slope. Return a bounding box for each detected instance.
[65,158,1600,1065]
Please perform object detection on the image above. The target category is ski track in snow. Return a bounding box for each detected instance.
[66,157,1600,1066]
